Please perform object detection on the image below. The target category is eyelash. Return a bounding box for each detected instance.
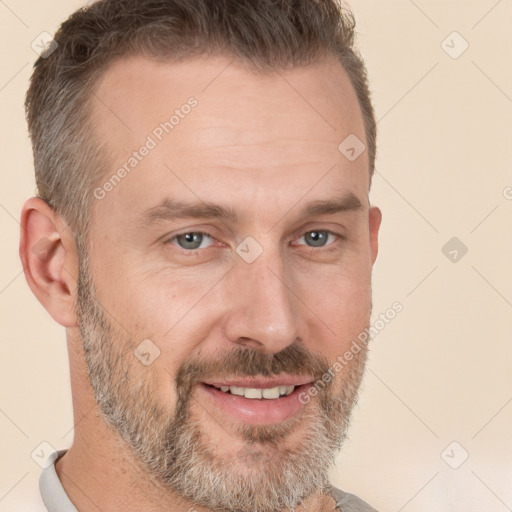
[166,229,345,256]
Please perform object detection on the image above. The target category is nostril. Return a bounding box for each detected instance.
[235,337,265,351]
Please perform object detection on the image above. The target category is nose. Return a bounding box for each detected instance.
[223,248,302,354]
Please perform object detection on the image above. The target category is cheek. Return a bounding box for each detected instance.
[112,275,223,374]
[96,262,209,333]
[297,262,372,356]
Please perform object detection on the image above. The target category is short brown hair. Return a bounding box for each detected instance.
[25,0,376,238]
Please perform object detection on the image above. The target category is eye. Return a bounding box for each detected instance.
[170,232,214,250]
[296,230,337,248]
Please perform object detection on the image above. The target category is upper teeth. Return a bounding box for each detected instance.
[218,385,295,399]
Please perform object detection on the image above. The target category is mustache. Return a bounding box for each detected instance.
[174,343,331,397]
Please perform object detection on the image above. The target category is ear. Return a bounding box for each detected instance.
[368,205,382,266]
[19,197,79,327]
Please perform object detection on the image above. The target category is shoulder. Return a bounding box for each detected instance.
[329,485,380,512]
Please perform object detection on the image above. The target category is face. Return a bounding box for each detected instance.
[78,54,380,511]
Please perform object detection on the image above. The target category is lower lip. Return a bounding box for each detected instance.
[197,383,310,426]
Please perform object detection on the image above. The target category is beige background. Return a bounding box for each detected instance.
[1,1,511,511]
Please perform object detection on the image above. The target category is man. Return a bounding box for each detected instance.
[20,0,382,510]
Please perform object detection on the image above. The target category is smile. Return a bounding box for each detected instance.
[197,377,314,425]
[214,384,295,399]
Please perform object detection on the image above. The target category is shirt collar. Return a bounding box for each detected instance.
[39,449,78,512]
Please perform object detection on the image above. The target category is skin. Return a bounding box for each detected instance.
[20,54,382,511]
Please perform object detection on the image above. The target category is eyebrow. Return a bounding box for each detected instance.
[141,192,364,225]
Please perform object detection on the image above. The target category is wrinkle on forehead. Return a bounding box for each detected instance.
[90,53,365,160]
[88,54,370,227]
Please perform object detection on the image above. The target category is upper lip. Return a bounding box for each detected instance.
[202,376,314,388]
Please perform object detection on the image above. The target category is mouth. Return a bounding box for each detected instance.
[197,377,314,426]
[213,384,296,399]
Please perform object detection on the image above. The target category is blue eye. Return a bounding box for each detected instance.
[172,232,214,250]
[167,229,340,254]
[298,230,336,248]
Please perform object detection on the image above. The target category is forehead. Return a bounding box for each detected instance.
[89,54,369,220]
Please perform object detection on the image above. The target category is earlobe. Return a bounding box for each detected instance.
[369,206,382,266]
[19,197,79,327]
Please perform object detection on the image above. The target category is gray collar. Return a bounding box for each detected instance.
[39,450,78,512]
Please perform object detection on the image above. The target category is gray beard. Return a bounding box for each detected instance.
[76,248,368,512]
